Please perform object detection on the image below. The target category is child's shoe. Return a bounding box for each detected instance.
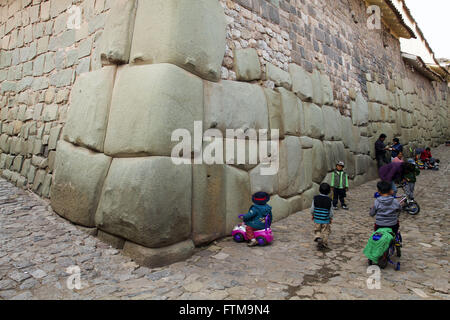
[247,239,258,247]
[342,204,349,210]
[314,237,322,243]
[333,206,339,210]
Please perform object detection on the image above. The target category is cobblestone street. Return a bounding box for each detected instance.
[0,145,448,300]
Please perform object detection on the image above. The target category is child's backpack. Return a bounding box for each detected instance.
[363,228,395,263]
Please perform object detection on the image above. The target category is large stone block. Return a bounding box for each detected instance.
[204,80,268,135]
[95,157,192,248]
[287,195,303,213]
[311,69,323,105]
[192,164,226,245]
[250,163,279,195]
[130,0,227,81]
[265,63,292,90]
[51,141,112,227]
[278,136,302,197]
[123,239,195,268]
[321,73,334,105]
[63,66,116,152]
[300,183,320,210]
[234,48,261,81]
[268,195,291,222]
[263,88,284,139]
[311,139,327,183]
[104,63,203,157]
[100,0,137,64]
[303,102,324,139]
[288,63,313,101]
[351,92,369,126]
[322,105,342,141]
[276,87,303,136]
[344,149,356,179]
[225,165,252,233]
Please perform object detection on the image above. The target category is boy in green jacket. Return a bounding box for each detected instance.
[403,161,420,202]
[331,161,349,210]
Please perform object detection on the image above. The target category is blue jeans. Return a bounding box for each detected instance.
[391,181,397,197]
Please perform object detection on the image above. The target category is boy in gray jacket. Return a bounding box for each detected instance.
[370,181,401,234]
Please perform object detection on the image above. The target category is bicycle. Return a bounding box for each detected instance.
[395,183,420,215]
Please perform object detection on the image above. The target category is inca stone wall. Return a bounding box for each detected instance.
[0,0,110,196]
[0,0,449,267]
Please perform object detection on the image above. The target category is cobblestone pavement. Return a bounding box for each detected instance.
[0,145,449,300]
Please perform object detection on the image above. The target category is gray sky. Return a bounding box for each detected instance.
[404,0,450,59]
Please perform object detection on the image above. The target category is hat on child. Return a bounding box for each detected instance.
[337,161,345,167]
[252,192,270,205]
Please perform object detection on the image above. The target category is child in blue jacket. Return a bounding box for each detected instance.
[241,192,272,247]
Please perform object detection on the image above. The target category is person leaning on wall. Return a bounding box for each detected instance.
[375,134,391,169]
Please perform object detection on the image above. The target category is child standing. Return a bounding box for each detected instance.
[370,181,400,234]
[311,183,334,249]
[403,162,420,202]
[330,161,349,210]
[241,192,272,247]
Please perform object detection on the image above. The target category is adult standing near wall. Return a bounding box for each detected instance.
[375,134,391,168]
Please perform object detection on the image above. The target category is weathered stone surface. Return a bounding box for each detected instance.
[104,64,203,157]
[322,105,342,141]
[311,139,327,183]
[48,125,62,150]
[204,80,268,135]
[276,87,303,136]
[263,88,284,139]
[321,73,334,105]
[299,136,313,149]
[286,195,303,213]
[51,141,112,227]
[288,63,313,101]
[130,0,227,81]
[225,165,251,233]
[265,63,292,90]
[351,92,369,126]
[123,239,195,268]
[234,48,261,81]
[95,157,192,248]
[303,102,324,139]
[97,230,125,249]
[300,183,320,210]
[63,66,116,152]
[192,164,226,245]
[277,136,311,197]
[250,163,279,195]
[311,69,323,105]
[100,0,137,64]
[345,149,356,179]
[324,141,346,172]
[268,195,291,222]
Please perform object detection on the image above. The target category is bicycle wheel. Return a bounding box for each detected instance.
[407,202,420,215]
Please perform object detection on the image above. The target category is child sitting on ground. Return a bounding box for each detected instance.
[240,192,272,247]
[370,181,401,234]
[311,183,334,249]
[330,161,349,210]
[403,161,420,202]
